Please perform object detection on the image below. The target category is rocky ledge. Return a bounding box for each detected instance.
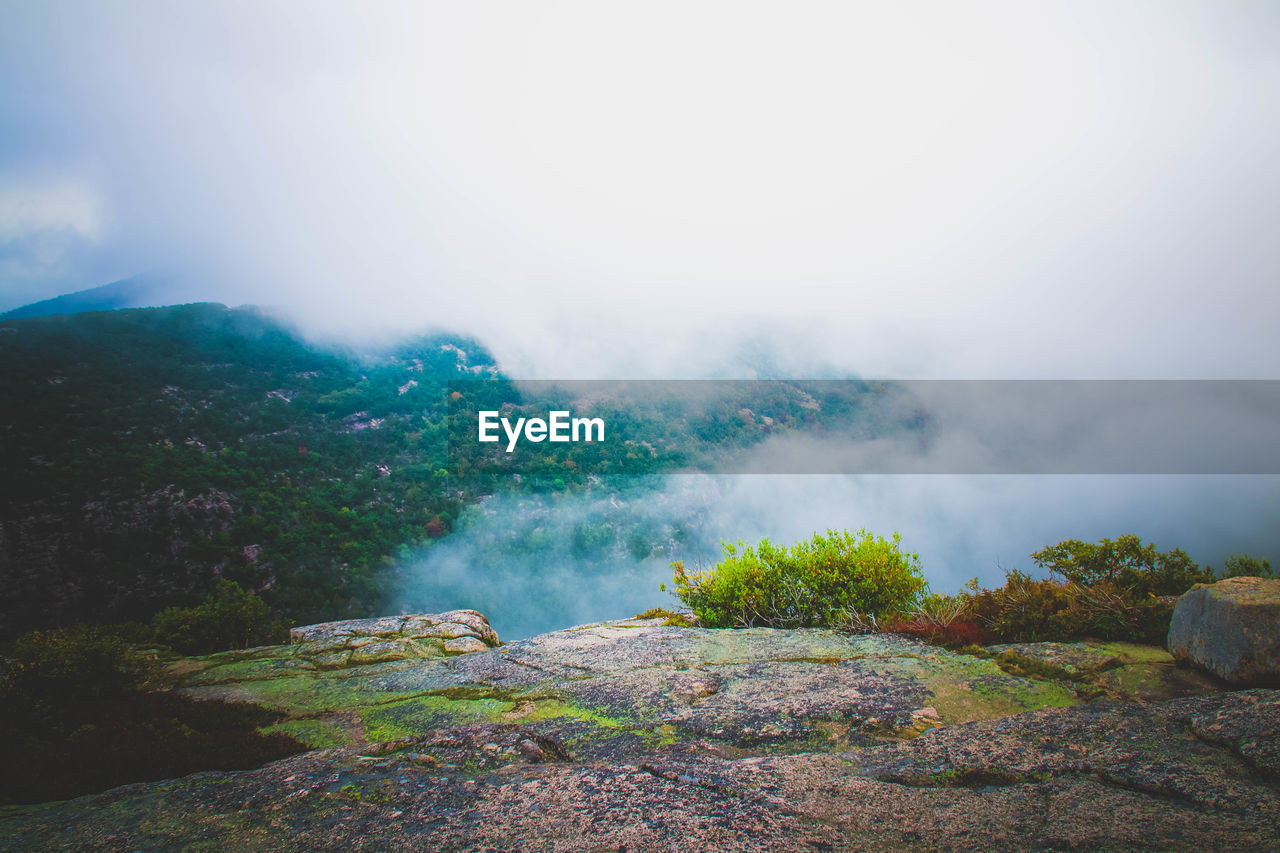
[2,613,1277,851]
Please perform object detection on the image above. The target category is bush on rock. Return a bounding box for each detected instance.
[668,528,925,629]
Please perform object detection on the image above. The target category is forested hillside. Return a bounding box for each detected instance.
[0,304,495,636]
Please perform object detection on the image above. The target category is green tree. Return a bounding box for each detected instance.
[150,580,289,654]
[1219,553,1274,578]
[1030,534,1213,598]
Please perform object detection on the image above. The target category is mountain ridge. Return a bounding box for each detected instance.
[0,276,174,320]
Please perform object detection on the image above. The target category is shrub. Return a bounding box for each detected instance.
[888,614,992,648]
[911,591,967,630]
[1219,553,1274,579]
[965,567,1176,645]
[973,534,1219,644]
[633,607,698,627]
[150,580,290,655]
[885,592,992,647]
[1,625,151,711]
[667,529,926,629]
[1030,535,1214,598]
[1124,595,1178,644]
[965,570,1088,643]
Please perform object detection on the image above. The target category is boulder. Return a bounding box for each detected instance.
[1168,576,1280,684]
[442,636,489,654]
[289,611,500,648]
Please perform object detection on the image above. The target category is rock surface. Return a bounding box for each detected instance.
[1168,576,1280,684]
[171,618,1090,753]
[988,639,1222,701]
[289,610,500,648]
[2,616,1274,851]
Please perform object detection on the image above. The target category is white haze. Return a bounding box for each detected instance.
[2,1,1279,378]
[398,473,1280,640]
[399,381,1280,639]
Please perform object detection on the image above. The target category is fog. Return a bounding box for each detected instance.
[395,473,1280,640]
[2,1,1279,378]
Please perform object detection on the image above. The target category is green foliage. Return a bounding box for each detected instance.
[150,580,290,654]
[892,534,1265,649]
[669,529,926,629]
[1030,534,1214,598]
[1,625,150,707]
[962,527,1264,640]
[635,607,679,620]
[633,607,698,627]
[1219,553,1274,578]
[0,305,492,634]
[966,566,1177,646]
[960,534,1219,644]
[965,571,1090,643]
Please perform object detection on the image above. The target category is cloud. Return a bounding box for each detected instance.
[0,181,100,240]
[1,1,1277,378]
[0,177,105,304]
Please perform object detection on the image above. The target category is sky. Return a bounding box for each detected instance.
[2,0,1279,379]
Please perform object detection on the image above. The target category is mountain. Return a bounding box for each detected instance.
[0,302,496,636]
[0,275,171,319]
